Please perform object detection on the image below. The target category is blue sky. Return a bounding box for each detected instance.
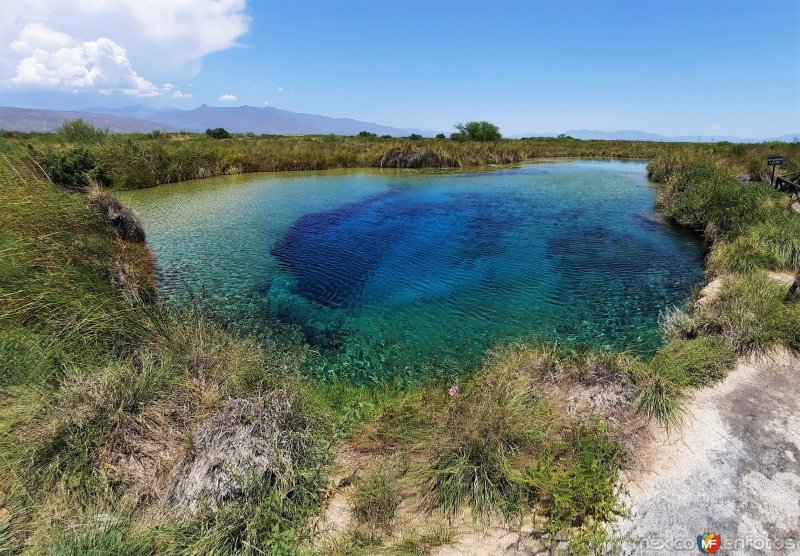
[1,0,798,137]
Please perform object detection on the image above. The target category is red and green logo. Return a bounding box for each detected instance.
[697,532,721,553]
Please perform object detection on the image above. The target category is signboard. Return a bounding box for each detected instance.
[768,157,784,166]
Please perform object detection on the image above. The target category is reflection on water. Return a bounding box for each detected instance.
[124,161,704,384]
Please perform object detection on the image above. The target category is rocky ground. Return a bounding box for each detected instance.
[613,349,800,555]
[612,273,799,555]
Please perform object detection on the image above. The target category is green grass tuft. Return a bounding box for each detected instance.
[350,470,402,530]
[698,272,800,355]
[635,373,685,431]
[649,336,737,388]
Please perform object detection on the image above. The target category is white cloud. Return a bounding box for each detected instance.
[1,0,248,95]
[12,33,161,97]
[10,22,72,53]
[218,94,237,102]
[276,86,284,93]
[163,82,191,98]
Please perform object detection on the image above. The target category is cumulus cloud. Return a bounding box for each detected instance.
[218,94,237,102]
[10,22,71,53]
[1,0,248,96]
[12,32,160,97]
[276,86,284,93]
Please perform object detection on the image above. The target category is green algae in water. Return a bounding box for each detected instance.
[124,161,704,384]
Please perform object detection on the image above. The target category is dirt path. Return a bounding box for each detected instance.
[613,350,800,555]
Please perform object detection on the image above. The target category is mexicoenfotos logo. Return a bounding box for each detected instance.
[697,532,721,553]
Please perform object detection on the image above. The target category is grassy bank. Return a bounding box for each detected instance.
[2,122,797,189]
[1,134,799,554]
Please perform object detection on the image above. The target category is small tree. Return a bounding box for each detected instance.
[408,133,423,140]
[453,121,502,141]
[358,130,377,137]
[435,133,446,140]
[205,127,231,139]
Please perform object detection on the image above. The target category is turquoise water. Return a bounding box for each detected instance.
[124,161,704,383]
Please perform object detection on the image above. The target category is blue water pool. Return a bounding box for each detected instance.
[124,160,704,383]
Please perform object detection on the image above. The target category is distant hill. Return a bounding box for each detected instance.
[5,106,796,143]
[0,107,171,133]
[515,129,800,143]
[85,104,433,137]
[0,105,432,136]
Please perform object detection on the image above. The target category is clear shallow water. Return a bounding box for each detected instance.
[124,161,704,383]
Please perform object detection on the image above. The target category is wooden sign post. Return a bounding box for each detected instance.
[768,156,783,186]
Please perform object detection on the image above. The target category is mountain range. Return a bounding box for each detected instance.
[0,105,797,143]
[0,107,171,133]
[515,129,799,143]
[0,105,430,137]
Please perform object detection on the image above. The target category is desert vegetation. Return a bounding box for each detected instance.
[1,126,799,553]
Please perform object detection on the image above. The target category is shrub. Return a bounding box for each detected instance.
[350,470,402,530]
[58,119,108,143]
[45,148,112,190]
[435,133,446,140]
[357,131,377,138]
[205,127,231,139]
[519,419,624,534]
[407,133,423,140]
[453,121,502,141]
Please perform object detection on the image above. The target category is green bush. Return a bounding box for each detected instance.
[58,119,108,143]
[205,127,231,139]
[518,419,624,534]
[45,148,112,190]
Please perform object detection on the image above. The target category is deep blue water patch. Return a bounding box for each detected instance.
[124,161,705,384]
